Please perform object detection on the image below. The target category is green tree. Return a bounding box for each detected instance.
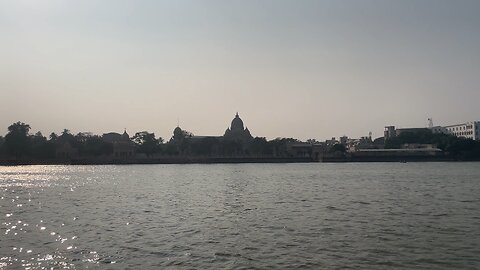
[49,132,58,141]
[133,131,162,157]
[384,130,480,160]
[58,129,76,143]
[30,131,54,159]
[75,132,93,144]
[4,122,31,159]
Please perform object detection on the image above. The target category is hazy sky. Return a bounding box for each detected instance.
[1,0,479,141]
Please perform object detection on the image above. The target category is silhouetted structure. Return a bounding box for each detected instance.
[286,142,325,161]
[102,131,135,158]
[224,112,253,143]
[3,116,480,165]
[167,113,253,156]
[430,121,480,141]
[384,126,431,139]
[55,142,78,159]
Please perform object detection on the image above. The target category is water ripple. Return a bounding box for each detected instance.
[1,163,480,269]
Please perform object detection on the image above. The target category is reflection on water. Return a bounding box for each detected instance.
[1,166,104,269]
[1,163,480,269]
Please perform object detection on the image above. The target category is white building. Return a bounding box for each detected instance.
[430,121,480,140]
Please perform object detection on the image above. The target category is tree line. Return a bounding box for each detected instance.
[0,122,114,159]
[0,121,303,160]
[2,121,479,161]
[385,129,480,160]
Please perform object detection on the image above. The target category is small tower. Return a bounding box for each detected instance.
[428,118,434,129]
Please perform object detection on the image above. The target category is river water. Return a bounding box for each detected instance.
[1,163,479,269]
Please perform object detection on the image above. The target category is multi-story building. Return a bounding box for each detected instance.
[431,121,480,140]
[384,126,430,139]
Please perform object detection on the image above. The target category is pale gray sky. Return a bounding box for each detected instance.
[1,0,479,141]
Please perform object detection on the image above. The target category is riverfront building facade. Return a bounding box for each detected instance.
[430,121,480,141]
[386,121,480,141]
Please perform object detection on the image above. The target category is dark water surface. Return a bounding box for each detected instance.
[1,163,479,269]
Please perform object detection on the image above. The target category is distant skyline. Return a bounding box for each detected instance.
[1,0,479,141]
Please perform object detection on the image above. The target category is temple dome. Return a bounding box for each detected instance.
[121,130,130,141]
[174,126,182,136]
[224,128,231,136]
[223,112,253,141]
[173,126,184,142]
[231,112,244,132]
[244,127,251,137]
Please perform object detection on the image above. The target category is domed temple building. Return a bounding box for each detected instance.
[168,113,253,156]
[224,112,253,143]
[102,130,135,158]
